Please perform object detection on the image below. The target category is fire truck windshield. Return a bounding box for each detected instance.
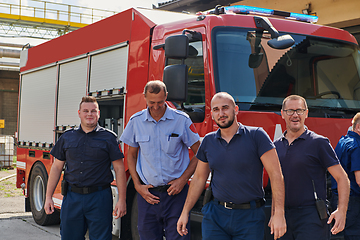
[212,27,360,116]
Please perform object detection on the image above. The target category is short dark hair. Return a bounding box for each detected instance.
[79,96,98,110]
[282,95,308,110]
[143,80,167,96]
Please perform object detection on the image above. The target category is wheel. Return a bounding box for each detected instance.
[29,162,60,226]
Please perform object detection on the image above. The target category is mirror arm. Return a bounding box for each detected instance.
[254,16,279,39]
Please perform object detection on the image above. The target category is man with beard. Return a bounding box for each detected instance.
[274,95,349,240]
[177,92,286,240]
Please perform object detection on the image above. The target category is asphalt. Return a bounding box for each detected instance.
[0,167,60,239]
[0,213,61,240]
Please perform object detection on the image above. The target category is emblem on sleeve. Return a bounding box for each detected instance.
[189,123,197,133]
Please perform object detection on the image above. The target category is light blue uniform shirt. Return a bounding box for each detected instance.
[120,105,200,187]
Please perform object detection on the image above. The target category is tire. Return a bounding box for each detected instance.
[29,162,60,226]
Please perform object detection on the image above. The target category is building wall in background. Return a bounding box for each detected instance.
[0,70,19,136]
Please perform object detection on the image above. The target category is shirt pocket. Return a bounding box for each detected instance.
[166,135,182,157]
[89,140,108,160]
[136,135,152,156]
[63,141,80,159]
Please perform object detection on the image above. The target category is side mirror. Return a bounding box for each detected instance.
[254,16,295,50]
[163,64,188,102]
[165,35,189,59]
[268,34,295,49]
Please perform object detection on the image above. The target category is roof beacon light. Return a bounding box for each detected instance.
[219,5,318,23]
[288,12,318,23]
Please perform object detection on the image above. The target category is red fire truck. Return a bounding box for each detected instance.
[16,5,360,239]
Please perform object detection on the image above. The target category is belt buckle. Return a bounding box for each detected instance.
[83,187,90,194]
[224,202,233,209]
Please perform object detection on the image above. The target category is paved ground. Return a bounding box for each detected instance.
[0,214,61,240]
[0,168,61,239]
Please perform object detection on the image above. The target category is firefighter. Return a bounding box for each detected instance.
[120,80,200,240]
[177,92,286,240]
[331,112,360,240]
[274,94,350,240]
[44,96,127,239]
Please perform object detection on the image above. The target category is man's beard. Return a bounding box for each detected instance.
[216,116,235,129]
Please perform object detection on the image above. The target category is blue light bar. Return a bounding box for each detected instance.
[217,5,318,23]
[288,12,318,23]
[224,6,274,15]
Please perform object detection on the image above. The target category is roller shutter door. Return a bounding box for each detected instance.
[89,46,128,93]
[57,57,88,127]
[19,66,57,143]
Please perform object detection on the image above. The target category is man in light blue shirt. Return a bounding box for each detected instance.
[120,80,200,240]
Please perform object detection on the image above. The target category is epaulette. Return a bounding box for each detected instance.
[172,108,190,119]
[64,127,76,133]
[129,109,146,120]
[103,128,118,138]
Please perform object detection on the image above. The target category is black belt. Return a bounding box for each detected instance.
[218,198,265,210]
[150,185,170,192]
[70,183,110,194]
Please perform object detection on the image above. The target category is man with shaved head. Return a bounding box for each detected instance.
[177,92,286,240]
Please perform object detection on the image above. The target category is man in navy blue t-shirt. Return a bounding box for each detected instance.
[331,112,360,239]
[177,92,286,240]
[274,95,349,240]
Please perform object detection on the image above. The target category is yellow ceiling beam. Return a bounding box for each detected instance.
[0,12,87,29]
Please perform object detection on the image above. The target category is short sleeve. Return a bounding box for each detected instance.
[318,138,340,169]
[196,136,208,163]
[181,117,200,148]
[254,127,275,158]
[108,134,124,161]
[350,147,360,172]
[50,134,66,161]
[119,118,139,148]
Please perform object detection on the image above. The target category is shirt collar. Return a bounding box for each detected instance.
[144,103,174,122]
[215,123,244,139]
[78,123,101,134]
[348,130,360,141]
[281,128,309,141]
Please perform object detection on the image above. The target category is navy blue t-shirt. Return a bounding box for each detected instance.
[274,129,339,207]
[196,124,275,204]
[331,130,360,196]
[50,124,124,187]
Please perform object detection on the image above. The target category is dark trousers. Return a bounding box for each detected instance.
[280,205,330,240]
[201,199,265,240]
[137,184,190,240]
[60,187,113,240]
[332,194,360,240]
